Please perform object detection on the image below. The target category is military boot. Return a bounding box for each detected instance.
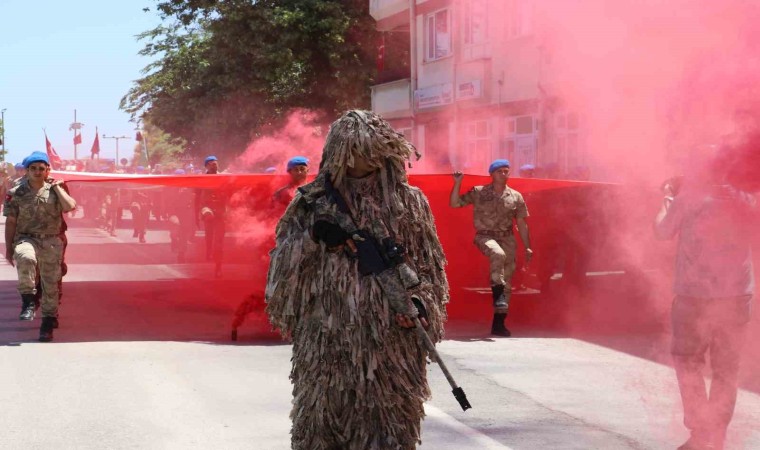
[34,281,43,310]
[19,294,36,321]
[39,317,56,342]
[491,284,508,310]
[491,313,511,337]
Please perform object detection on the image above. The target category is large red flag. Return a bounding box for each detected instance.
[91,127,100,159]
[73,132,82,145]
[44,133,63,169]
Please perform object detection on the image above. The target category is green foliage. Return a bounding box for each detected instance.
[132,120,187,168]
[123,0,378,160]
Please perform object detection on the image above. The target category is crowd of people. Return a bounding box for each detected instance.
[1,151,312,342]
[1,111,755,450]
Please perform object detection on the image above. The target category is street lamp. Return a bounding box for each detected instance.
[1,108,6,163]
[102,134,131,169]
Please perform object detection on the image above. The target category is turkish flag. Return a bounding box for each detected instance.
[45,133,63,169]
[91,127,100,159]
[73,132,82,145]
[136,131,143,141]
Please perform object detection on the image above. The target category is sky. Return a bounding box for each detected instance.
[0,0,161,164]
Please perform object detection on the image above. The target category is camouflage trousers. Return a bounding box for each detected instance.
[474,233,516,310]
[201,209,225,264]
[14,235,64,318]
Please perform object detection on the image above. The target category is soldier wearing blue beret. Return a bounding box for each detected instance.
[450,159,533,336]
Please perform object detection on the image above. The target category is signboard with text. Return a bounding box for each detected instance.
[456,79,482,101]
[415,83,453,109]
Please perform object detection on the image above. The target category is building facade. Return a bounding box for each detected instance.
[370,0,587,178]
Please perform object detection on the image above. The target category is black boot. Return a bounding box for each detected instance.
[491,313,511,337]
[34,281,43,310]
[19,294,36,321]
[491,284,508,310]
[39,317,55,342]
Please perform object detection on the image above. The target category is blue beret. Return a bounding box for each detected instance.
[204,155,218,165]
[136,166,146,173]
[24,151,50,168]
[488,159,510,174]
[14,163,24,170]
[174,169,186,175]
[287,156,309,171]
[520,164,535,171]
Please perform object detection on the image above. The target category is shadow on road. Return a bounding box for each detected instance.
[0,279,283,347]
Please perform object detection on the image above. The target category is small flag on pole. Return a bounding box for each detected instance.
[44,132,63,169]
[91,127,100,159]
[73,132,82,145]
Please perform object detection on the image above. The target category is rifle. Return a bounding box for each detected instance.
[311,173,472,411]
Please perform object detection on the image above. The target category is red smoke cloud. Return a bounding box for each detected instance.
[234,109,326,173]
[535,0,760,184]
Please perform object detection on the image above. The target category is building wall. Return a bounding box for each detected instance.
[371,0,590,178]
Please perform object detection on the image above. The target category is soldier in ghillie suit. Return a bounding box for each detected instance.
[265,110,449,450]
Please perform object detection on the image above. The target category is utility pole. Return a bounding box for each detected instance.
[102,134,131,169]
[69,109,84,160]
[409,0,417,147]
[1,108,6,163]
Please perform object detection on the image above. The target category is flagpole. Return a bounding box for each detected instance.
[73,110,77,160]
[69,109,84,161]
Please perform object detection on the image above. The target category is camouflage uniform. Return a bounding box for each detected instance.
[130,191,151,242]
[3,178,65,318]
[196,188,226,264]
[271,183,297,208]
[166,187,196,262]
[460,184,529,313]
[266,111,449,449]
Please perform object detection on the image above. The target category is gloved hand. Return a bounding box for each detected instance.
[312,219,350,248]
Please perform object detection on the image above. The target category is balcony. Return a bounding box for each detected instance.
[371,78,412,119]
[370,0,409,30]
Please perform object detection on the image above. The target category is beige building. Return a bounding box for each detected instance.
[370,0,587,178]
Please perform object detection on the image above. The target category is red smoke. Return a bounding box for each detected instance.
[534,0,760,184]
[234,109,327,173]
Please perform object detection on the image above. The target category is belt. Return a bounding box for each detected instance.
[20,233,60,239]
[476,230,513,237]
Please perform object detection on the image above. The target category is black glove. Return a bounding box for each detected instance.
[312,219,350,248]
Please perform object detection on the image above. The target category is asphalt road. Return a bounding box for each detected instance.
[1,215,759,449]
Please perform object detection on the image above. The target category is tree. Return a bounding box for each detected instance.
[122,0,379,160]
[132,119,188,170]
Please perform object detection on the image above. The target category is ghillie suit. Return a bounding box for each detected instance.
[265,110,449,450]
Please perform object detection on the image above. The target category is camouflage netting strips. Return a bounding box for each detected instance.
[265,110,450,449]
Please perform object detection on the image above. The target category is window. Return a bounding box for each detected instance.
[554,111,584,176]
[425,9,451,61]
[465,120,492,169]
[501,115,536,167]
[505,0,533,39]
[463,0,488,46]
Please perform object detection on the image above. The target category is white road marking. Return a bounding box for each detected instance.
[423,404,513,449]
